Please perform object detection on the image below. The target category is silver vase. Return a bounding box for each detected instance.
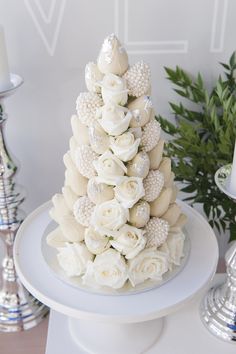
[0,74,48,332]
[200,164,236,342]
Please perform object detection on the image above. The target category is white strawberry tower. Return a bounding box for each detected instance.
[47,34,187,291]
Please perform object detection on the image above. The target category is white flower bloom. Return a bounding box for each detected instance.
[96,103,132,136]
[110,132,141,162]
[83,249,128,289]
[128,248,169,286]
[114,177,145,208]
[159,228,185,270]
[57,243,93,277]
[111,225,146,260]
[100,73,128,105]
[91,199,129,235]
[84,227,111,255]
[93,150,127,185]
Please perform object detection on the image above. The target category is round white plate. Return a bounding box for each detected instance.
[42,221,190,296]
[14,200,218,323]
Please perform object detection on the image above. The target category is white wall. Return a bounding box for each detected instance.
[0,0,234,216]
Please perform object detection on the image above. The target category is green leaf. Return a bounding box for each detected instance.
[174,89,188,98]
[197,73,203,88]
[229,52,236,67]
[229,223,236,242]
[220,62,230,70]
[169,102,184,115]
[157,115,178,134]
[164,67,178,81]
[159,53,236,245]
[181,185,196,193]
[203,203,211,218]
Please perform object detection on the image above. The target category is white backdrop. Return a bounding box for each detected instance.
[0,0,234,218]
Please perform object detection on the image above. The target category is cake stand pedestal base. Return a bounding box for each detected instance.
[46,275,235,354]
[69,317,163,354]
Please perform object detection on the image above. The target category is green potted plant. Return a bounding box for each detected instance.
[158,53,236,241]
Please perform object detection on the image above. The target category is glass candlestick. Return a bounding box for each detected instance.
[0,74,48,332]
[200,164,236,342]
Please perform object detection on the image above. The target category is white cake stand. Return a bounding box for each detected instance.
[13,200,218,354]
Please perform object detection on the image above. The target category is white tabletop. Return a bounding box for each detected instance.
[46,274,235,354]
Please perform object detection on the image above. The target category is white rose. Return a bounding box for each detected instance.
[91,199,129,235]
[128,248,169,286]
[84,227,111,255]
[93,150,127,185]
[96,103,132,136]
[57,243,93,277]
[85,62,103,93]
[100,73,128,105]
[114,177,145,208]
[159,227,185,270]
[110,225,146,260]
[110,132,141,162]
[83,249,128,289]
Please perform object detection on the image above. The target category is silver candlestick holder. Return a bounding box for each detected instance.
[0,74,48,332]
[200,163,236,342]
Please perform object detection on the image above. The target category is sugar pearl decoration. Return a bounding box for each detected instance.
[87,177,114,204]
[76,92,103,127]
[141,118,161,152]
[97,34,128,75]
[129,200,150,228]
[88,121,109,154]
[75,145,98,179]
[85,62,103,93]
[128,95,153,128]
[145,217,169,248]
[73,196,95,227]
[127,151,150,178]
[143,170,164,202]
[123,61,151,97]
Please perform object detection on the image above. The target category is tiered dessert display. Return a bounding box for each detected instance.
[13,34,218,354]
[47,34,187,291]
